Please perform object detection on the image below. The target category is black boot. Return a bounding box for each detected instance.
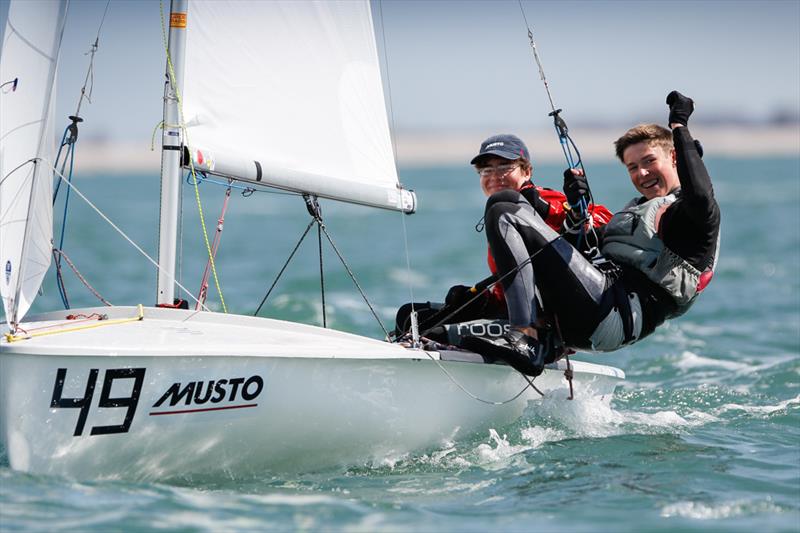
[462,329,546,376]
[535,323,566,364]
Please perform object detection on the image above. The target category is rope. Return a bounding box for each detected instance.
[253,196,390,337]
[399,207,417,338]
[50,1,112,307]
[196,184,232,310]
[52,0,112,308]
[422,350,542,405]
[393,243,551,342]
[377,0,419,340]
[50,164,210,312]
[53,248,70,308]
[160,0,227,313]
[516,1,602,259]
[149,120,164,151]
[318,223,391,339]
[4,305,143,343]
[253,220,316,316]
[317,222,327,328]
[52,118,82,309]
[552,314,575,400]
[52,249,112,306]
[187,171,261,196]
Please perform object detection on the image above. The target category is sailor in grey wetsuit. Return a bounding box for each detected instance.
[465,91,721,375]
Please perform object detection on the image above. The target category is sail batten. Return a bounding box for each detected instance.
[182,0,412,212]
[0,0,67,327]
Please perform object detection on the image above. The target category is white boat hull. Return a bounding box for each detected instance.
[0,306,624,480]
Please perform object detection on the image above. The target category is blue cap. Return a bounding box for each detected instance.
[470,134,531,165]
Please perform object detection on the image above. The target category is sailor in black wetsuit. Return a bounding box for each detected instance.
[464,91,721,376]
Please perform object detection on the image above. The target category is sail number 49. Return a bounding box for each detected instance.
[50,368,146,437]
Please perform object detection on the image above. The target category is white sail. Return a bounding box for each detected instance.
[0,0,67,328]
[181,0,414,212]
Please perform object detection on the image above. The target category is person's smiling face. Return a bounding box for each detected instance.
[622,141,680,200]
[477,157,530,196]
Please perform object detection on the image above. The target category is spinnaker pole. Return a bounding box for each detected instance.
[156,0,188,305]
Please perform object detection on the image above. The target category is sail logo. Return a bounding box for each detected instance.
[149,375,264,416]
[4,261,10,284]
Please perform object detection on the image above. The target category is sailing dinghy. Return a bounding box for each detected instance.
[0,0,624,480]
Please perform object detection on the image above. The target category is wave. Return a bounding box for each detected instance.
[674,350,751,371]
[660,498,785,519]
[712,394,800,418]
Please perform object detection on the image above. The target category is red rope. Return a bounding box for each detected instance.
[52,249,112,306]
[552,313,575,400]
[196,186,232,310]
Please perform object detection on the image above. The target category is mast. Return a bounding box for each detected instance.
[156,0,188,305]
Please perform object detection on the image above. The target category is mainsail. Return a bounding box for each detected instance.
[0,0,67,328]
[180,0,414,212]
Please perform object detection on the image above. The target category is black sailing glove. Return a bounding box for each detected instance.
[666,90,694,126]
[519,182,551,220]
[445,285,472,307]
[563,168,589,207]
[445,284,487,309]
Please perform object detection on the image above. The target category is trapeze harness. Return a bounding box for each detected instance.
[590,192,719,350]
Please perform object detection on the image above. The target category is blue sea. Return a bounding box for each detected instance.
[1,155,798,531]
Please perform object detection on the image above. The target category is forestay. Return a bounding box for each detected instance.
[0,0,67,328]
[181,0,414,212]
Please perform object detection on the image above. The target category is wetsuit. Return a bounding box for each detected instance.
[392,181,610,338]
[484,127,720,351]
[484,182,611,311]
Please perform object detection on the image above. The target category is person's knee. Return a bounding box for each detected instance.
[484,191,524,236]
[485,189,523,213]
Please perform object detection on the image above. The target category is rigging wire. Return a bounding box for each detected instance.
[517,0,601,257]
[377,0,419,339]
[306,196,328,328]
[252,198,391,339]
[51,0,111,309]
[253,220,316,316]
[318,220,391,339]
[72,0,111,119]
[49,163,211,312]
[392,241,550,342]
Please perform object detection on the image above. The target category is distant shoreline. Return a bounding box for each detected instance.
[73,124,799,173]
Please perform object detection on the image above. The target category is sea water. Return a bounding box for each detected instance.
[1,156,798,531]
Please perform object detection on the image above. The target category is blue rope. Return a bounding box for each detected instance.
[186,170,303,197]
[52,123,78,309]
[186,171,253,193]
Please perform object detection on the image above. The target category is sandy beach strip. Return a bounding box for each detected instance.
[71,124,798,174]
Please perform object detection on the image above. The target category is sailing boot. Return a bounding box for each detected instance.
[461,328,546,376]
[535,323,566,364]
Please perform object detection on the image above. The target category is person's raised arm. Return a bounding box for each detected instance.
[666,91,716,214]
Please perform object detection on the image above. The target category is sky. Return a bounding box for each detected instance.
[1,0,799,144]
